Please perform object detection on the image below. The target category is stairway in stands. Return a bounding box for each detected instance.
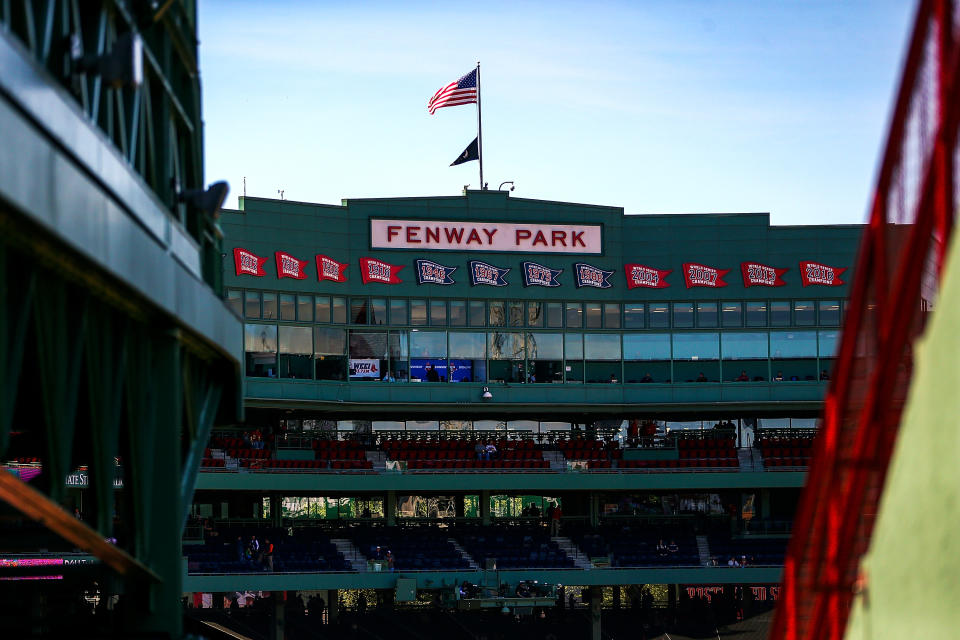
[366,450,387,472]
[330,538,368,571]
[448,538,479,569]
[542,450,566,470]
[738,447,762,472]
[552,536,593,569]
[696,535,712,566]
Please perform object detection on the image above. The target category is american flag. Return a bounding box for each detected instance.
[428,68,478,115]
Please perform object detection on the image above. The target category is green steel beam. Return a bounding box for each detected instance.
[0,243,34,458]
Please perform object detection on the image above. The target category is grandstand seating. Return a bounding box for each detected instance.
[184,527,352,573]
[455,527,575,569]
[756,434,814,468]
[707,532,787,566]
[351,530,471,571]
[383,438,550,470]
[566,525,700,567]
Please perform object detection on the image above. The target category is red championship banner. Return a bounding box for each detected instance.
[741,262,788,287]
[274,251,309,280]
[624,263,671,289]
[682,262,729,288]
[359,257,404,284]
[316,255,348,282]
[233,247,268,276]
[799,261,846,287]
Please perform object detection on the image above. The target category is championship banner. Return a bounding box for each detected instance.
[275,251,309,280]
[233,247,268,277]
[415,259,457,285]
[469,260,510,287]
[574,263,614,289]
[741,262,788,287]
[359,257,404,284]
[522,261,562,287]
[316,255,348,282]
[624,263,671,289]
[682,262,730,288]
[799,261,846,287]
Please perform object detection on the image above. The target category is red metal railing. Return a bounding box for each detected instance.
[771,0,960,637]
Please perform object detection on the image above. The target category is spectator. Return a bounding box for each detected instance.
[640,372,653,383]
[736,370,750,382]
[609,374,618,383]
[426,364,440,382]
[696,372,708,382]
[485,443,498,460]
[386,550,394,572]
[820,369,831,381]
[656,539,668,557]
[550,504,563,536]
[774,371,784,382]
[263,539,274,571]
[668,540,679,554]
[236,536,246,563]
[475,442,484,460]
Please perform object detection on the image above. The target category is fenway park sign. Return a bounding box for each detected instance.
[370,219,602,254]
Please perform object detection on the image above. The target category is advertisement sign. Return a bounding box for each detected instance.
[574,263,614,289]
[469,260,510,287]
[359,257,404,284]
[409,359,474,382]
[275,251,309,280]
[741,262,788,287]
[799,261,846,287]
[233,247,268,277]
[370,219,602,254]
[682,262,730,288]
[624,263,671,289]
[415,259,457,285]
[349,359,381,378]
[522,261,562,287]
[316,255,348,282]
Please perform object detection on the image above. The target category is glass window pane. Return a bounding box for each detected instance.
[585,303,602,328]
[430,300,447,326]
[469,300,485,327]
[388,332,409,358]
[488,332,524,359]
[527,302,543,327]
[722,302,742,327]
[370,299,387,325]
[584,333,621,360]
[279,326,313,354]
[410,299,427,325]
[672,333,720,360]
[279,294,296,321]
[350,331,388,358]
[509,301,524,326]
[794,301,815,326]
[819,300,840,326]
[315,296,331,323]
[673,302,694,328]
[314,327,346,355]
[449,332,487,358]
[624,303,644,329]
[697,302,717,327]
[350,298,368,324]
[818,329,841,357]
[771,301,790,326]
[623,333,671,360]
[410,330,447,357]
[390,299,408,326]
[449,300,466,326]
[770,331,818,358]
[564,333,583,359]
[332,297,347,324]
[649,303,670,328]
[245,323,278,353]
[262,292,277,319]
[526,333,563,360]
[566,302,582,328]
[297,295,313,322]
[488,301,505,326]
[746,301,767,327]
[721,332,769,359]
[604,304,621,329]
[226,289,242,316]
[546,303,563,327]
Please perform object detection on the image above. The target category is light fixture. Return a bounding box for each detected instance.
[178,181,230,220]
[71,32,143,88]
[498,181,515,191]
[481,386,493,400]
[501,605,510,614]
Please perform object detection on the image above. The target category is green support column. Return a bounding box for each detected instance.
[385,491,397,526]
[589,493,600,528]
[589,586,602,640]
[328,589,339,624]
[270,591,285,640]
[271,494,282,527]
[455,495,465,519]
[480,490,491,525]
[760,489,771,523]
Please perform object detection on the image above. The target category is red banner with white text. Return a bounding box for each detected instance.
[682,262,729,288]
[799,261,846,287]
[359,257,404,284]
[741,262,788,287]
[233,247,268,276]
[275,251,309,280]
[316,255,349,282]
[624,263,671,289]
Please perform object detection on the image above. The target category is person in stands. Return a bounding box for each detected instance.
[550,504,563,536]
[736,370,750,382]
[668,540,679,554]
[820,369,831,381]
[263,538,274,571]
[426,364,440,382]
[774,371,784,382]
[236,535,246,563]
[696,372,708,382]
[609,373,618,383]
[641,372,653,383]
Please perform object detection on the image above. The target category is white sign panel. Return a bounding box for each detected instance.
[349,358,381,378]
[370,219,602,254]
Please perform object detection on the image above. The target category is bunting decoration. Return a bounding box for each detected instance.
[522,261,562,287]
[682,262,730,288]
[741,262,788,287]
[574,263,614,289]
[233,247,268,277]
[275,251,309,280]
[415,259,457,285]
[359,257,404,284]
[468,260,510,286]
[799,261,847,287]
[316,255,348,282]
[624,263,671,289]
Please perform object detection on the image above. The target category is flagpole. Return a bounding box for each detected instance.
[476,61,484,189]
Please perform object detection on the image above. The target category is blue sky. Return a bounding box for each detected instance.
[198,1,914,225]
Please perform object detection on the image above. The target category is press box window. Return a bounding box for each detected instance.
[350,298,368,324]
[566,303,582,328]
[546,302,563,328]
[410,300,427,326]
[623,304,644,329]
[819,300,840,326]
[244,291,261,318]
[430,300,447,326]
[527,302,544,327]
[390,299,408,325]
[332,297,347,324]
[449,300,467,326]
[315,296,331,323]
[722,302,742,327]
[245,323,277,378]
[297,295,313,322]
[673,302,694,328]
[649,303,670,328]
[370,298,387,325]
[604,304,621,329]
[225,289,242,316]
[488,301,505,326]
[697,302,718,328]
[770,301,791,326]
[509,301,524,326]
[585,303,602,328]
[469,300,485,327]
[794,301,815,326]
[746,302,767,326]
[280,294,296,321]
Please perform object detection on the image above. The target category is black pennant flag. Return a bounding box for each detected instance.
[450,137,479,166]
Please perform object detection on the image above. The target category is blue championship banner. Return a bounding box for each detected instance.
[415,259,457,285]
[522,261,562,287]
[469,260,510,286]
[574,263,614,289]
